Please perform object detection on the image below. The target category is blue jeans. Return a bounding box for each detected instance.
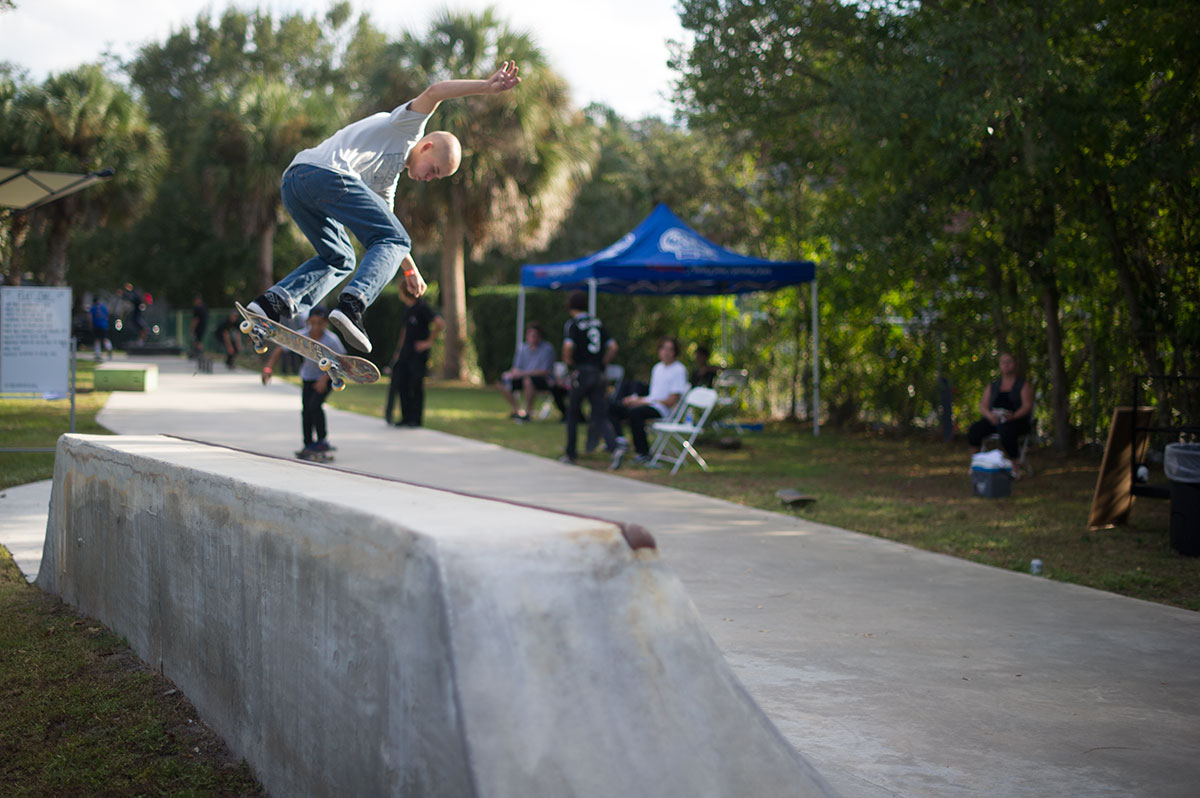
[268,164,411,317]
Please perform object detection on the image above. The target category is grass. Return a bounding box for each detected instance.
[326,379,1196,611]
[0,549,263,797]
[0,359,112,490]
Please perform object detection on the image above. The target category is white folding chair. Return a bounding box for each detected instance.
[711,368,749,435]
[647,387,719,475]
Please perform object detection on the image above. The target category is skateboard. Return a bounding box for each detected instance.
[296,449,334,463]
[235,302,380,391]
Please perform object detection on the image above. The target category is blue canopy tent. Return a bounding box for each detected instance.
[519,204,821,434]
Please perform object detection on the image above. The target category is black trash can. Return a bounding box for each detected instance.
[1165,443,1200,556]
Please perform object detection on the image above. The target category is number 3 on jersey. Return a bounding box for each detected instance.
[586,327,602,354]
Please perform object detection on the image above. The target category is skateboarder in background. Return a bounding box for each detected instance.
[245,61,521,354]
[261,305,345,460]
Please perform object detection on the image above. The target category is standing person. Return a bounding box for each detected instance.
[190,294,208,357]
[967,352,1034,466]
[386,289,444,428]
[244,62,521,353]
[213,310,241,369]
[261,305,344,460]
[499,322,562,422]
[121,283,148,346]
[88,296,112,360]
[560,291,625,469]
[611,337,690,464]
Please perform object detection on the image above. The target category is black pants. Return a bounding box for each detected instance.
[565,366,617,460]
[610,402,664,457]
[968,416,1031,459]
[388,354,428,426]
[302,380,330,445]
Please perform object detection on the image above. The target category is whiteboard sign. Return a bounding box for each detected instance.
[0,286,73,395]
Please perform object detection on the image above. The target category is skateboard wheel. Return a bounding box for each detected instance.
[254,344,269,355]
[318,357,333,372]
[331,378,346,392]
[240,320,252,334]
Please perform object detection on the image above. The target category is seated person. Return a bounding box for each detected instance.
[499,322,564,422]
[690,345,720,389]
[967,352,1034,465]
[610,337,690,464]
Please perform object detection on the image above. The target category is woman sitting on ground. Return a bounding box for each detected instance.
[967,352,1034,469]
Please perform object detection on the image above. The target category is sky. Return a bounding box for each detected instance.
[0,0,690,121]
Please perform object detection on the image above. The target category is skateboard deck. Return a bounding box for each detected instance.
[235,302,380,391]
[296,449,334,463]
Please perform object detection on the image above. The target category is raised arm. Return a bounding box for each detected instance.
[409,61,521,115]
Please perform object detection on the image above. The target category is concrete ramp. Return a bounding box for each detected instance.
[38,435,838,797]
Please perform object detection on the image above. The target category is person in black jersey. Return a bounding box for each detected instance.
[560,291,626,470]
[387,288,444,427]
[967,352,1034,461]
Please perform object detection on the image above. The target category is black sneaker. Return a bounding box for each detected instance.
[330,293,371,352]
[248,291,288,322]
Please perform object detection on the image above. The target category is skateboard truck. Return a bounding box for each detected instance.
[318,358,347,391]
[239,318,272,355]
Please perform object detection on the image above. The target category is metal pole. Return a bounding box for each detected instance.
[720,296,728,357]
[516,285,526,354]
[70,336,77,434]
[811,277,820,437]
[587,279,597,317]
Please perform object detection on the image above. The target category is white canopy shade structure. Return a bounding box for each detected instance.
[0,167,114,213]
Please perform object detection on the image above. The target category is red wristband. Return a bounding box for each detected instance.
[262,367,272,374]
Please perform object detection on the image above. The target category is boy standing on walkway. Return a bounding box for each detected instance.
[246,61,521,354]
[261,306,344,461]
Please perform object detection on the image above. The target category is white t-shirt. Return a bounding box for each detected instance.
[288,101,431,210]
[647,360,690,417]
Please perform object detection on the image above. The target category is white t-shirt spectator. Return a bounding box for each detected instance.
[647,361,690,417]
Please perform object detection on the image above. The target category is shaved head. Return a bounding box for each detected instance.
[407,131,462,181]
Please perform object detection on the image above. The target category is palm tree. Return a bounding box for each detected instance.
[15,65,163,286]
[192,79,341,292]
[363,8,598,379]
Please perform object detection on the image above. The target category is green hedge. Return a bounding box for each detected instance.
[468,285,727,385]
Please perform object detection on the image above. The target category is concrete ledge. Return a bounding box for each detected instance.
[38,435,837,797]
[93,361,158,391]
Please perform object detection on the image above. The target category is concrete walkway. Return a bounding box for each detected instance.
[4,356,1199,797]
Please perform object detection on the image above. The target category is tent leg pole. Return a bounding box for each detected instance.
[721,298,727,356]
[588,279,597,317]
[516,286,526,354]
[812,277,819,437]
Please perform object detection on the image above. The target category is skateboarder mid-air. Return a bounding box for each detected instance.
[246,61,522,353]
